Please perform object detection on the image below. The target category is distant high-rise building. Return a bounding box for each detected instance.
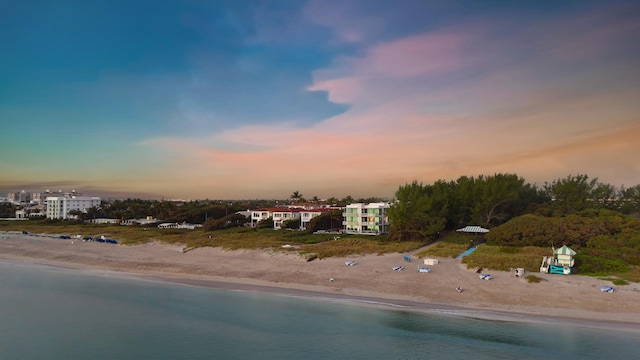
[7,190,31,205]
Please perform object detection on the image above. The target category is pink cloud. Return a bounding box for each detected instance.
[309,31,466,104]
[131,5,640,199]
[364,33,463,77]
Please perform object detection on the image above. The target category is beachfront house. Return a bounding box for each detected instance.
[272,208,302,229]
[250,207,302,229]
[250,209,271,228]
[299,208,331,230]
[157,222,202,230]
[121,216,160,226]
[342,202,390,235]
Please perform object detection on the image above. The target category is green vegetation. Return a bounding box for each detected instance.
[0,203,18,218]
[414,232,472,258]
[298,237,424,260]
[461,246,550,272]
[599,277,630,286]
[414,242,467,259]
[525,275,545,283]
[0,221,427,260]
[383,173,640,283]
[5,172,640,282]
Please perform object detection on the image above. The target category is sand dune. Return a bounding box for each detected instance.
[1,231,639,328]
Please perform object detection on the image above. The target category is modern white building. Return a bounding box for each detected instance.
[271,208,302,229]
[121,217,160,226]
[342,202,391,235]
[157,222,202,230]
[250,205,343,230]
[45,195,101,220]
[250,208,273,227]
[299,209,331,230]
[249,207,303,229]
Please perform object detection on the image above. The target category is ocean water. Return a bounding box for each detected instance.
[0,260,637,360]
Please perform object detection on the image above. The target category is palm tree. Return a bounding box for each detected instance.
[342,195,354,204]
[290,191,303,203]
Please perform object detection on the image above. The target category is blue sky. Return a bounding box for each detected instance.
[1,0,639,199]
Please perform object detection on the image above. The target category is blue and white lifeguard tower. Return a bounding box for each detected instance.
[540,245,576,275]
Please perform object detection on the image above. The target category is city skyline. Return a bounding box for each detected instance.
[2,0,639,200]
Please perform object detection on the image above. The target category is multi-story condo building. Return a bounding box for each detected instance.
[7,190,31,205]
[45,195,101,220]
[342,202,390,235]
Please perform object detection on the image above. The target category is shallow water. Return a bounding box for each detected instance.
[1,260,637,360]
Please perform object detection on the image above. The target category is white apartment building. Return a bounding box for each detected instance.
[46,195,101,220]
[271,208,302,229]
[299,209,331,230]
[250,208,273,227]
[342,202,391,235]
[250,207,309,229]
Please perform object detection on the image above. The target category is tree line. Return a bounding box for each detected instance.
[56,194,387,226]
[387,173,640,242]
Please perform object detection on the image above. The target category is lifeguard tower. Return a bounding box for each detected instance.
[540,245,575,275]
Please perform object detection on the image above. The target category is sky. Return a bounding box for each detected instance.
[1,0,639,200]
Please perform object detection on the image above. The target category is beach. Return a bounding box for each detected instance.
[1,231,639,329]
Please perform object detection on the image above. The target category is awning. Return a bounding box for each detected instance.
[456,226,489,233]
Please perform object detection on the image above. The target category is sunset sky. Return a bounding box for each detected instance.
[1,0,639,200]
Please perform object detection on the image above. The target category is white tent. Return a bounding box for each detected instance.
[456,226,489,234]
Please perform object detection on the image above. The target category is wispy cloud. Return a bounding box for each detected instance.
[132,3,640,198]
[6,1,638,199]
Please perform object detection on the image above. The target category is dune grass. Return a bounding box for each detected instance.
[4,221,639,282]
[298,237,426,259]
[413,232,482,259]
[461,245,551,272]
[414,242,468,259]
[0,221,426,258]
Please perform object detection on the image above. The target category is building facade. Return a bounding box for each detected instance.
[249,207,303,229]
[342,202,390,235]
[45,195,101,220]
[299,209,331,230]
[7,191,31,205]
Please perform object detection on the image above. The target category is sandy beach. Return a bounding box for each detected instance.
[2,231,639,329]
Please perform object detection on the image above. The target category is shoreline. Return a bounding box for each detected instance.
[3,258,639,334]
[122,271,640,333]
[2,232,640,332]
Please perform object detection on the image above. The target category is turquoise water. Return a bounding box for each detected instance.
[1,260,638,360]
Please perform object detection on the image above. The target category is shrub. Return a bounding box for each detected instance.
[612,279,629,285]
[574,254,629,275]
[525,275,545,283]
